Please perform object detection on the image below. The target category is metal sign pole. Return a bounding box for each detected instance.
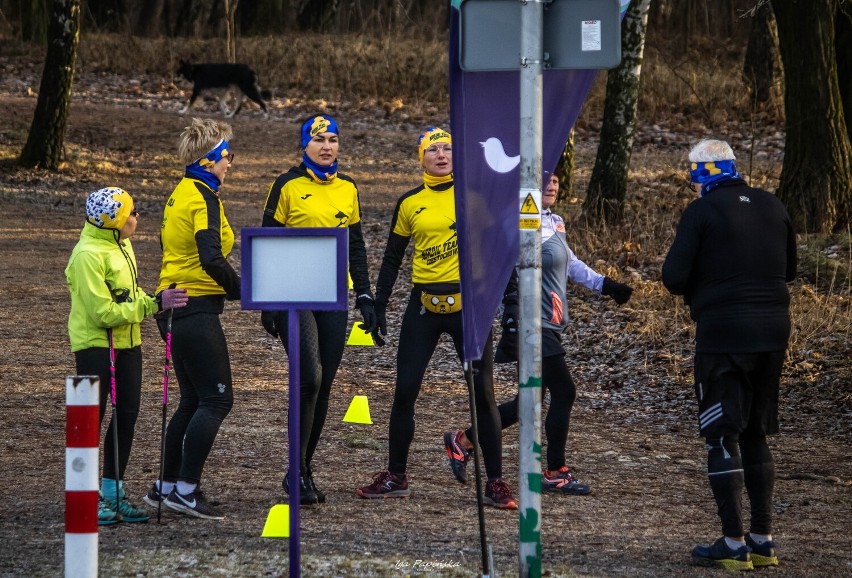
[518,0,544,577]
[288,311,301,578]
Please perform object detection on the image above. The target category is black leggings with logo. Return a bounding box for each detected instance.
[277,309,348,474]
[466,352,576,472]
[388,290,503,479]
[162,312,234,485]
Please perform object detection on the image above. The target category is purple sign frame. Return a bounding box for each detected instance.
[240,227,348,312]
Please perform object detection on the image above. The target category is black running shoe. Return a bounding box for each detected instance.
[443,430,470,484]
[307,471,326,504]
[357,471,411,499]
[283,471,319,505]
[691,537,753,571]
[746,534,778,568]
[483,478,517,510]
[142,483,165,508]
[164,487,224,520]
[542,467,591,495]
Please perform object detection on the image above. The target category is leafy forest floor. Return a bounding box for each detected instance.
[0,64,850,577]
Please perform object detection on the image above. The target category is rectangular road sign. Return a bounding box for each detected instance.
[460,0,621,71]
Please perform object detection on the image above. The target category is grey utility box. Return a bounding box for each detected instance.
[459,0,622,71]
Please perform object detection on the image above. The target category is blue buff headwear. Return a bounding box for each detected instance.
[301,115,339,183]
[185,139,231,191]
[689,160,741,196]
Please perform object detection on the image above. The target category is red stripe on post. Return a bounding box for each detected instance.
[66,406,100,448]
[66,491,99,533]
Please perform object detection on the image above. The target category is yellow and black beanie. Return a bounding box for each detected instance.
[417,127,452,164]
[86,187,133,229]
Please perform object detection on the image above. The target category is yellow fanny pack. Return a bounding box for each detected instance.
[420,290,462,314]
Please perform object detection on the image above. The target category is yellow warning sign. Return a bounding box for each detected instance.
[521,194,539,215]
[520,217,540,229]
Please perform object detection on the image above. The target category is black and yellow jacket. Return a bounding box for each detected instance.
[158,177,241,309]
[375,180,459,305]
[262,164,372,297]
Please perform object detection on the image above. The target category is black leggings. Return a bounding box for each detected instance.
[466,353,576,472]
[162,312,233,485]
[75,346,143,481]
[277,309,348,473]
[389,291,503,479]
[707,432,776,537]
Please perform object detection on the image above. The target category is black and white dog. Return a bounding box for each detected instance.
[175,59,270,118]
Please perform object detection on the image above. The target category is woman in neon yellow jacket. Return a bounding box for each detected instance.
[66,187,187,525]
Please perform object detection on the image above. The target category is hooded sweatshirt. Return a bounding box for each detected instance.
[66,222,157,351]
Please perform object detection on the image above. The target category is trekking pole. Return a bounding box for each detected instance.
[157,307,174,524]
[463,362,491,577]
[107,328,121,516]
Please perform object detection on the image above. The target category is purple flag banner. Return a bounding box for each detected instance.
[451,0,628,361]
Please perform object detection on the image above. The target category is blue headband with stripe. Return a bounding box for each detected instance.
[300,115,339,148]
[689,160,740,196]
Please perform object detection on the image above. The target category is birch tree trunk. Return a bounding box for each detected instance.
[583,0,651,223]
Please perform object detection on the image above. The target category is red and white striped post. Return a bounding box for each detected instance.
[65,376,99,578]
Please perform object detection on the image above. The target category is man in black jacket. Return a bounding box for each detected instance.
[663,139,797,571]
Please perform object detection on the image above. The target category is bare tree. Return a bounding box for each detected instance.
[743,1,779,106]
[774,0,852,232]
[583,0,651,223]
[18,0,81,170]
[837,1,852,136]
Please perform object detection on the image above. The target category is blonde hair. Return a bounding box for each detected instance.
[177,118,233,165]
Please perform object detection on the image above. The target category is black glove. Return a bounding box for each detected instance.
[494,303,519,363]
[602,276,633,305]
[356,295,377,334]
[261,310,282,338]
[371,301,387,347]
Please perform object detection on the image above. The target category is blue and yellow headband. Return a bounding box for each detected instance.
[191,139,231,169]
[301,115,339,148]
[689,160,740,196]
[418,127,452,164]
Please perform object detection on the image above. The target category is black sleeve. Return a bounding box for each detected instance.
[662,203,700,297]
[262,172,291,227]
[196,230,241,300]
[348,221,372,298]
[375,232,409,306]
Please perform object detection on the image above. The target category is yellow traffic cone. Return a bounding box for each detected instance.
[346,325,374,346]
[343,395,373,424]
[261,504,290,538]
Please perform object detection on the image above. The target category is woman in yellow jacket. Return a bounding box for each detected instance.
[144,118,241,520]
[66,187,187,525]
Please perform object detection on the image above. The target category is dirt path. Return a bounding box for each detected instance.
[0,91,849,577]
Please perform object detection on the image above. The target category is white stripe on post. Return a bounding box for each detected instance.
[66,376,99,578]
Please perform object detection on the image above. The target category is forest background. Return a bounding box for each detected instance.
[0,1,850,577]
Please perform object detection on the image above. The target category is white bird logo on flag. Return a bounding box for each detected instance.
[480,137,520,173]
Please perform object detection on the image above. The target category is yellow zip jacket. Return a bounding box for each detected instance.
[157,177,239,298]
[65,223,158,352]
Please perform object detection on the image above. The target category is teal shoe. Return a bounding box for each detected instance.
[98,497,119,526]
[111,497,150,523]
